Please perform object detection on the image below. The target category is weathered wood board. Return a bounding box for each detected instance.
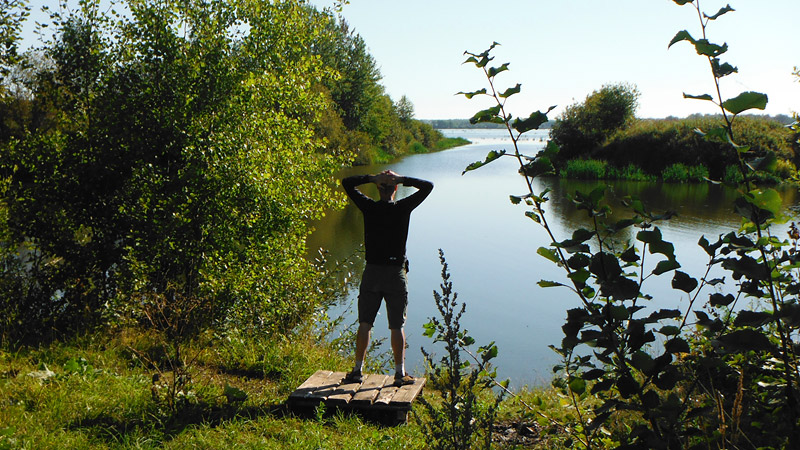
[287,370,426,421]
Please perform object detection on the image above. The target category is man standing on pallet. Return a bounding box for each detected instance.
[341,170,433,387]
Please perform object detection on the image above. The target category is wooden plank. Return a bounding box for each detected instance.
[307,371,347,400]
[287,370,335,401]
[374,383,400,406]
[350,374,390,406]
[326,373,363,406]
[389,377,426,407]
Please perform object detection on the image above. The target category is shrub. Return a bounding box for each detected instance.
[550,83,640,162]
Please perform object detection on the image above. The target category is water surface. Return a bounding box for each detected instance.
[308,129,799,387]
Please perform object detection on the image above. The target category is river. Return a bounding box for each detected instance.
[307,128,800,388]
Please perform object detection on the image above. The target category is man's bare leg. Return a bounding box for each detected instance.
[353,321,372,372]
[391,327,406,376]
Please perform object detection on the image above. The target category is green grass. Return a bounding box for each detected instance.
[0,329,579,449]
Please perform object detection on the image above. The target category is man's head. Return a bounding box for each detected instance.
[375,170,399,202]
[377,181,398,202]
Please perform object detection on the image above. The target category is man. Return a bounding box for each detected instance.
[341,169,433,386]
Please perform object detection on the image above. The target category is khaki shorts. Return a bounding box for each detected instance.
[358,263,408,329]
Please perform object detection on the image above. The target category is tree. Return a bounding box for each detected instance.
[0,0,345,343]
[396,95,415,122]
[550,82,640,162]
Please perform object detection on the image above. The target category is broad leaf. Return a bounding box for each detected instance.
[693,39,728,57]
[488,63,509,78]
[462,149,506,175]
[513,110,550,134]
[653,259,681,275]
[538,280,564,288]
[683,93,714,101]
[668,30,695,48]
[456,88,487,99]
[672,270,698,293]
[469,105,502,124]
[722,91,768,115]
[711,58,737,78]
[499,83,521,98]
[672,0,694,4]
[705,4,734,20]
[537,247,560,263]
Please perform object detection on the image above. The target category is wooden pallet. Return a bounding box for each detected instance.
[287,370,426,423]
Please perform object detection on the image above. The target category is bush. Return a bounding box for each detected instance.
[599,116,795,180]
[550,83,640,162]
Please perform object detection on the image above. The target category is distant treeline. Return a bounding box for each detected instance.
[424,119,554,130]
[426,114,795,131]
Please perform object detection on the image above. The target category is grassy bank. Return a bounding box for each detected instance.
[358,135,470,165]
[556,116,798,182]
[0,327,579,449]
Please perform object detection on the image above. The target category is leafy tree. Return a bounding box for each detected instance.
[550,82,640,162]
[0,0,344,343]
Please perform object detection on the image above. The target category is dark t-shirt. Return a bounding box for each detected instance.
[342,175,433,265]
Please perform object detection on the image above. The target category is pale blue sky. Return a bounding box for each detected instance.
[17,0,800,120]
[312,0,799,120]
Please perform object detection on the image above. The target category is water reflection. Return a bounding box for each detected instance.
[308,129,799,387]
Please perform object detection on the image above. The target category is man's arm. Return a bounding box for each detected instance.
[397,175,433,209]
[342,174,374,208]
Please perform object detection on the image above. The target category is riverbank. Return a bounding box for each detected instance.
[355,134,470,165]
[0,328,579,449]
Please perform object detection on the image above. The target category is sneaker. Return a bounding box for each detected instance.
[343,370,362,384]
[394,373,415,387]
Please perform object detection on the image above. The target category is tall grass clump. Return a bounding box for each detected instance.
[662,163,709,182]
[559,159,608,179]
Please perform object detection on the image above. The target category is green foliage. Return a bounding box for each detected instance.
[460,9,800,445]
[310,11,452,165]
[417,250,504,450]
[559,159,609,180]
[599,116,795,180]
[0,0,344,343]
[661,163,709,182]
[550,83,640,162]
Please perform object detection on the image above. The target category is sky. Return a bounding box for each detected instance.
[15,0,800,121]
[309,0,800,120]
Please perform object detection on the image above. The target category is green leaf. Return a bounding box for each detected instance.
[709,293,735,307]
[672,271,698,293]
[631,351,655,373]
[668,30,695,49]
[653,259,681,275]
[672,0,694,4]
[456,88,487,99]
[469,105,502,124]
[487,63,509,78]
[733,311,774,327]
[716,329,775,352]
[537,247,560,263]
[665,337,690,354]
[462,149,506,175]
[499,83,521,98]
[683,93,714,101]
[538,280,564,288]
[705,4,734,20]
[568,377,586,395]
[746,151,778,173]
[722,91,768,115]
[693,39,728,57]
[711,58,737,78]
[512,110,550,134]
[659,325,680,336]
